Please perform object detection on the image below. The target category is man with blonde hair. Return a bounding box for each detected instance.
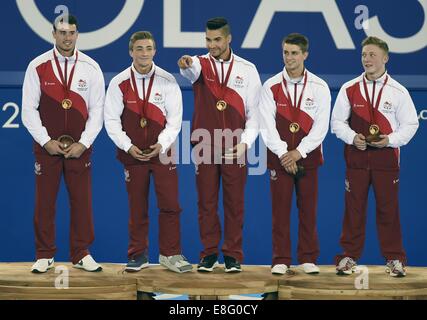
[331,36,419,277]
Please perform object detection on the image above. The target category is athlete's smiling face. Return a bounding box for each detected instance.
[206,28,231,60]
[283,43,308,76]
[53,22,78,56]
[130,39,156,72]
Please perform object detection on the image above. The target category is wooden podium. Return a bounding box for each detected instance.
[278,265,427,300]
[0,263,136,300]
[1,263,426,300]
[126,265,277,300]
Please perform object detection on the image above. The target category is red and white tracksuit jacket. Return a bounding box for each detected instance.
[180,52,261,262]
[104,63,183,258]
[331,72,419,264]
[21,47,105,263]
[259,67,331,266]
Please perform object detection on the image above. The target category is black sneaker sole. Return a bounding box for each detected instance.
[392,274,406,278]
[126,261,149,270]
[31,269,48,274]
[125,264,149,273]
[197,262,219,272]
[31,266,54,274]
[73,265,103,272]
[336,270,352,276]
[125,268,141,273]
[89,267,103,272]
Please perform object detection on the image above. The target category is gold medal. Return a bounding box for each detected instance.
[61,98,72,110]
[289,122,300,133]
[369,124,380,135]
[142,148,152,155]
[58,135,75,150]
[366,124,381,143]
[216,100,227,111]
[140,117,148,128]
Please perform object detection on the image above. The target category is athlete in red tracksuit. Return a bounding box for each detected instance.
[21,15,104,273]
[332,36,419,277]
[104,31,192,273]
[259,34,331,275]
[178,17,261,272]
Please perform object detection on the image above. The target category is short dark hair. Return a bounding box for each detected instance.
[53,14,78,31]
[206,17,231,35]
[361,36,389,55]
[129,31,156,51]
[282,33,309,53]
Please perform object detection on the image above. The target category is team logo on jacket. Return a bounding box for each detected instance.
[270,169,278,181]
[353,103,364,108]
[77,79,88,91]
[345,179,351,192]
[276,102,287,107]
[154,92,164,103]
[44,81,56,86]
[305,97,314,106]
[383,101,393,110]
[124,169,130,182]
[34,162,42,175]
[234,75,244,88]
[381,101,394,114]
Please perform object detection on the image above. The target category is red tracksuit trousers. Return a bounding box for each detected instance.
[336,168,406,264]
[270,168,320,266]
[34,152,94,264]
[125,162,182,259]
[196,162,247,262]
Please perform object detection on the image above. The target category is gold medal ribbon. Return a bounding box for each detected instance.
[210,55,234,111]
[130,66,156,128]
[362,74,389,132]
[53,49,78,141]
[281,71,308,133]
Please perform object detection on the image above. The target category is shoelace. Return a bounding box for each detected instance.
[389,260,404,272]
[200,256,212,263]
[169,255,188,265]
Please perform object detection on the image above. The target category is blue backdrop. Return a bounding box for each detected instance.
[0,0,426,266]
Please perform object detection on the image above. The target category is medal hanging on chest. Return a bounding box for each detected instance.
[53,50,79,150]
[131,67,155,128]
[362,75,388,143]
[281,72,308,134]
[210,56,234,112]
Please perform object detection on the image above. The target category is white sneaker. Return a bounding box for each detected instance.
[271,264,288,275]
[31,258,54,273]
[299,263,320,274]
[73,254,102,272]
[159,254,193,273]
[336,257,357,275]
[386,260,406,277]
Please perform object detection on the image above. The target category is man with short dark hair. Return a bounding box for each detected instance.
[178,17,261,273]
[259,33,331,275]
[104,31,192,273]
[22,15,105,273]
[331,36,419,277]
